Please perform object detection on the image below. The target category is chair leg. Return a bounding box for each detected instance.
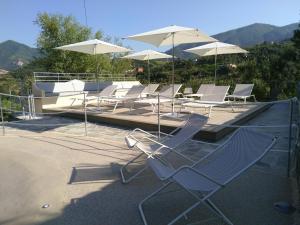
[205,199,234,225]
[139,181,174,225]
[208,106,212,117]
[113,101,119,112]
[120,152,148,184]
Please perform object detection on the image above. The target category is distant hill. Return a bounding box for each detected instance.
[0,40,39,71]
[166,22,299,59]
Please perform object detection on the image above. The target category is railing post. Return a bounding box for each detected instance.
[0,96,5,136]
[157,93,160,140]
[27,96,32,120]
[84,92,88,136]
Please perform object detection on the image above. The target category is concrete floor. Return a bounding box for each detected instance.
[0,102,298,225]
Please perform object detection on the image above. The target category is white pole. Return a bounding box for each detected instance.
[147,58,150,84]
[157,93,160,140]
[214,46,218,84]
[171,33,175,114]
[84,92,88,136]
[0,97,5,136]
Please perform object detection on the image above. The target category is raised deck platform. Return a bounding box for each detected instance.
[45,102,271,141]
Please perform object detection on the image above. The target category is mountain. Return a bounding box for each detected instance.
[0,40,39,71]
[166,22,299,59]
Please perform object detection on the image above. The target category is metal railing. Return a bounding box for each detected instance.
[33,72,137,83]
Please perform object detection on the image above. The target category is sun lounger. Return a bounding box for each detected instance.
[80,85,118,108]
[227,84,256,103]
[182,85,230,117]
[184,84,215,98]
[141,84,160,97]
[102,85,146,112]
[135,84,182,113]
[139,128,277,225]
[120,114,208,183]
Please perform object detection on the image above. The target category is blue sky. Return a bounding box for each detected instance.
[1,0,299,51]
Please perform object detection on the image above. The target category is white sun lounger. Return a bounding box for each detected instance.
[182,85,230,117]
[120,114,208,183]
[227,83,256,103]
[141,84,160,97]
[184,84,215,98]
[75,85,118,108]
[135,84,182,113]
[102,85,146,112]
[139,128,277,225]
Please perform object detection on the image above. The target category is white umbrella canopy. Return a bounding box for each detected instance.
[126,25,217,47]
[126,25,217,115]
[185,41,248,82]
[55,39,131,55]
[55,39,131,77]
[122,49,172,60]
[122,50,172,83]
[185,42,248,56]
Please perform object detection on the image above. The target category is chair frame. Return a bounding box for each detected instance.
[120,114,208,183]
[138,129,277,225]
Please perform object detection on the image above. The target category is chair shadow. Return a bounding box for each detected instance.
[68,163,122,184]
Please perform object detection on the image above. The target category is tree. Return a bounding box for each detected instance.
[34,13,131,74]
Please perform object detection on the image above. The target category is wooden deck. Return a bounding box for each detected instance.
[45,102,271,141]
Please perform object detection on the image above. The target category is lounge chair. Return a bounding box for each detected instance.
[80,85,118,108]
[184,84,215,98]
[102,85,146,112]
[139,128,277,225]
[135,84,182,113]
[227,84,256,103]
[120,113,208,183]
[141,84,160,97]
[182,85,230,117]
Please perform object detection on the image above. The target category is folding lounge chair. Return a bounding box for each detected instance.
[120,113,208,183]
[102,85,146,112]
[135,84,182,113]
[227,84,256,103]
[139,128,277,225]
[182,86,230,117]
[80,85,118,108]
[184,84,215,98]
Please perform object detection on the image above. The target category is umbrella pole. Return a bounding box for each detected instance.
[147,58,150,84]
[214,47,217,84]
[171,33,175,114]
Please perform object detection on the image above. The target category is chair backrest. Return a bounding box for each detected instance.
[125,85,146,98]
[162,114,208,149]
[232,84,254,97]
[201,86,229,102]
[184,87,193,95]
[160,84,182,98]
[143,84,159,95]
[99,85,117,97]
[84,82,99,92]
[194,128,275,186]
[196,84,215,95]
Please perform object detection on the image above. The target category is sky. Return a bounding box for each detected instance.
[1,0,299,51]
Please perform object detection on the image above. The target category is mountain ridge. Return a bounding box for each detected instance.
[166,22,299,58]
[0,40,40,71]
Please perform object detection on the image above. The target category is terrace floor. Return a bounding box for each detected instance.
[0,102,299,225]
[45,100,271,141]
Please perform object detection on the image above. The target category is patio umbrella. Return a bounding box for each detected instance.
[121,49,172,84]
[185,41,248,83]
[55,39,131,75]
[126,25,217,114]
